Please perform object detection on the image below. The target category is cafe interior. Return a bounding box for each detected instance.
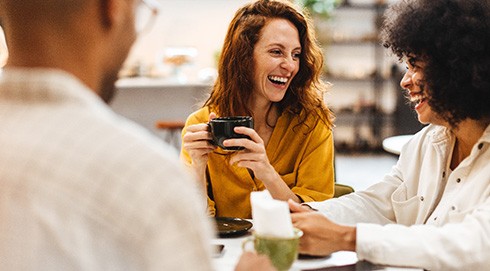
[112,2,424,268]
[0,0,435,270]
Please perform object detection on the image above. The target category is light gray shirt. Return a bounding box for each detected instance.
[310,124,490,271]
[0,68,214,270]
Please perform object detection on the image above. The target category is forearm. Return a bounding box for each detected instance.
[260,170,301,203]
[192,162,208,196]
[182,155,208,197]
[190,162,215,215]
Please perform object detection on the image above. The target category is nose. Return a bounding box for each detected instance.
[400,70,412,90]
[280,56,297,72]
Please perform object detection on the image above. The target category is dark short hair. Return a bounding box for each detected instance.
[381,0,490,127]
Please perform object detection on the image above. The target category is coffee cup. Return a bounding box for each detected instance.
[209,116,254,151]
[242,228,303,271]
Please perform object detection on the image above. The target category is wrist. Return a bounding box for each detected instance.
[192,160,207,173]
[260,167,281,185]
[340,226,356,251]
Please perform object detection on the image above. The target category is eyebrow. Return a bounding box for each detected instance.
[266,43,302,51]
[403,55,419,67]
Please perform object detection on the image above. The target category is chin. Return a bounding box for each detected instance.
[270,93,287,102]
[417,118,430,125]
[416,112,432,124]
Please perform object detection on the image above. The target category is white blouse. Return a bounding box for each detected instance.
[310,124,490,271]
[0,69,214,271]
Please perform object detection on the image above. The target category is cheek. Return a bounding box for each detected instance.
[290,65,300,80]
[294,60,301,74]
[413,72,425,83]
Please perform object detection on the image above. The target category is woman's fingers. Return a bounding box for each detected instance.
[183,124,213,144]
[209,112,217,122]
[183,131,212,144]
[222,127,263,152]
[233,126,263,144]
[182,140,215,151]
[288,199,313,213]
[185,123,210,133]
[182,123,215,157]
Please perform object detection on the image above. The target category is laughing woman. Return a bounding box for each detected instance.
[289,0,490,270]
[181,0,335,218]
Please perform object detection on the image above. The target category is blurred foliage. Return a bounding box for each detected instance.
[295,0,342,19]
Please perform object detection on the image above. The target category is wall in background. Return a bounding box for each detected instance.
[125,0,250,82]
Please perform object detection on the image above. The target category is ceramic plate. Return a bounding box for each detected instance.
[215,217,253,237]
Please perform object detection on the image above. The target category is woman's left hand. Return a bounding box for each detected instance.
[289,200,357,256]
[224,126,277,183]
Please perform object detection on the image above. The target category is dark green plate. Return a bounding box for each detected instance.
[215,217,253,237]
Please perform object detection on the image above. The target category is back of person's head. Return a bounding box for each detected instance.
[207,0,330,126]
[381,0,490,127]
[0,0,138,103]
[0,0,87,29]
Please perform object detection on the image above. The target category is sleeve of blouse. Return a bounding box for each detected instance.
[291,120,335,202]
[356,197,490,270]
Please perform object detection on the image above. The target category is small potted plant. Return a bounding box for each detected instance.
[295,0,342,19]
[295,0,342,44]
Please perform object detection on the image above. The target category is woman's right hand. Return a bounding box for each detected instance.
[235,252,277,271]
[182,112,217,172]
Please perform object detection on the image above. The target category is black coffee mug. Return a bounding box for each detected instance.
[209,116,254,151]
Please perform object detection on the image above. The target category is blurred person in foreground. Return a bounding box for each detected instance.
[0,0,274,270]
[181,0,335,219]
[0,25,7,68]
[289,0,490,270]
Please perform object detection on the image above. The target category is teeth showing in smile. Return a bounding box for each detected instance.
[410,94,426,105]
[268,76,288,85]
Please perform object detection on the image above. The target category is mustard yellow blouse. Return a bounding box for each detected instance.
[181,107,335,218]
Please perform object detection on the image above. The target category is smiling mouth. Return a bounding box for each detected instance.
[408,91,428,108]
[268,75,288,86]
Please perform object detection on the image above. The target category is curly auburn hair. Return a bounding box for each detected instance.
[204,0,333,129]
[381,0,490,127]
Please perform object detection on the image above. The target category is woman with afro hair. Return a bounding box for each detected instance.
[289,0,490,270]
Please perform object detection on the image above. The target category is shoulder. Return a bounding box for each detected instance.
[406,124,448,147]
[398,124,448,161]
[90,114,207,225]
[74,106,189,185]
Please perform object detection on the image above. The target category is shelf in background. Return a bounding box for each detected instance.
[326,75,389,83]
[318,0,395,153]
[326,38,380,46]
[334,111,393,125]
[337,2,388,10]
